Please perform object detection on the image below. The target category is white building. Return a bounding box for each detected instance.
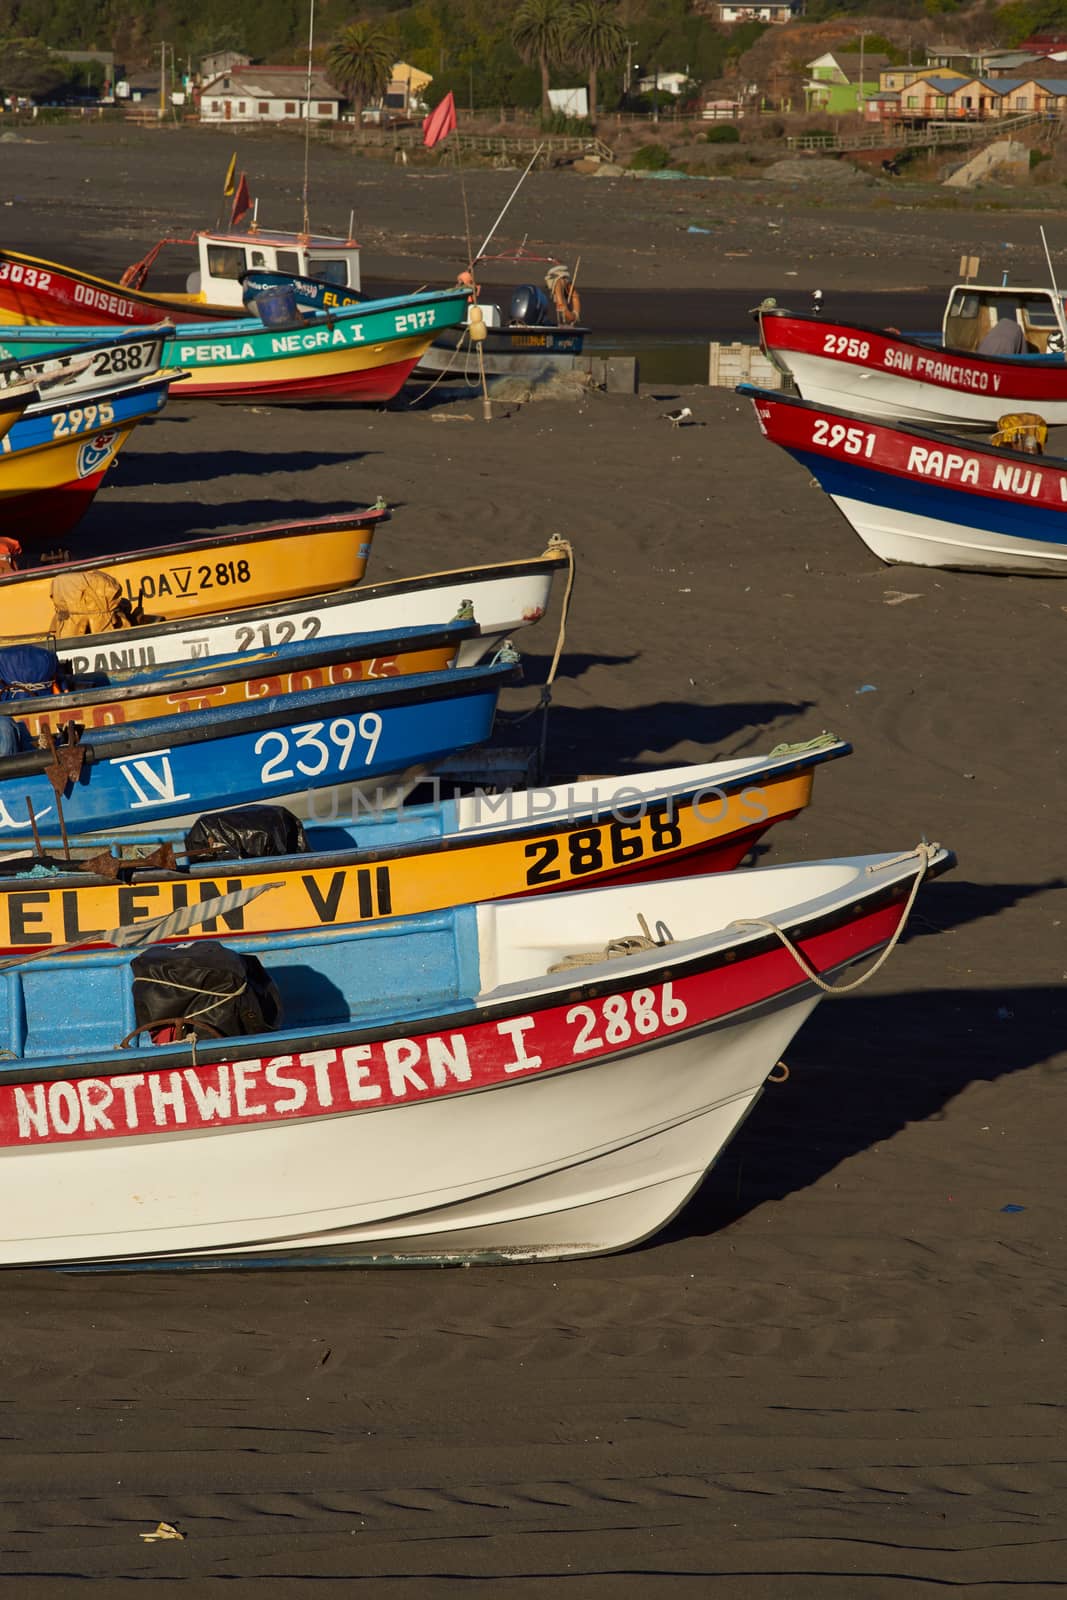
[199,66,341,124]
[635,71,692,96]
[716,1,800,23]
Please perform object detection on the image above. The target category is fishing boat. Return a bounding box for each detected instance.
[0,371,178,541]
[0,844,952,1267]
[0,658,512,841]
[241,268,589,381]
[51,547,569,675]
[0,742,851,953]
[0,506,385,639]
[757,277,1067,429]
[0,327,171,402]
[0,286,471,404]
[742,383,1067,575]
[0,226,363,327]
[0,620,473,739]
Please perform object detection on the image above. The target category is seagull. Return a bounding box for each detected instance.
[662,406,693,427]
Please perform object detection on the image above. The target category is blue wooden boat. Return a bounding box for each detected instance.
[242,269,362,314]
[0,658,512,840]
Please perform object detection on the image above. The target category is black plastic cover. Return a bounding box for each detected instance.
[131,940,283,1039]
[184,805,309,863]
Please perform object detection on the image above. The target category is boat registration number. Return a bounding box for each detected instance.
[811,417,876,457]
[822,333,871,360]
[523,805,685,887]
[394,309,436,332]
[254,714,383,784]
[0,262,52,291]
[50,403,116,440]
[91,340,157,378]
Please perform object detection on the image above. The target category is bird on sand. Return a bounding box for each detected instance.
[662,407,694,427]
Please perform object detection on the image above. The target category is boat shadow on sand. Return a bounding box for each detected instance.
[540,697,816,769]
[666,966,1067,1246]
[108,447,378,492]
[72,495,380,555]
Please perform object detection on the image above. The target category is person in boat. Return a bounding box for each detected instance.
[546,264,581,326]
[977,318,1027,356]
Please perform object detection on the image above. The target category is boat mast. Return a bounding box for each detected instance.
[301,0,315,235]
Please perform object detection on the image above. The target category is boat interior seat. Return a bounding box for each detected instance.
[0,908,481,1062]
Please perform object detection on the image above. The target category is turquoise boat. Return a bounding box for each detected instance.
[0,286,471,403]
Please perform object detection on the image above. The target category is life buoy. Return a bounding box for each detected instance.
[549,273,580,325]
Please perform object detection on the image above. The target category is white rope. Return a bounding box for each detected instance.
[729,843,938,997]
[132,975,248,1023]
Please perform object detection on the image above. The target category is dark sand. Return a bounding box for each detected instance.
[0,127,1064,1595]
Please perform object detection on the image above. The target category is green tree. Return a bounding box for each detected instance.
[0,36,66,101]
[564,0,624,122]
[327,18,394,122]
[511,0,566,117]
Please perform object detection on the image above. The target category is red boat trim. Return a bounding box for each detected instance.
[0,887,923,1147]
[178,354,419,404]
[760,308,1067,403]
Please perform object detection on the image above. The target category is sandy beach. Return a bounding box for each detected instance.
[0,124,1064,1594]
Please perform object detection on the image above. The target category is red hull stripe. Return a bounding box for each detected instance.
[751,392,1067,509]
[0,270,220,327]
[0,900,903,1148]
[178,354,420,403]
[0,472,108,540]
[763,312,1067,402]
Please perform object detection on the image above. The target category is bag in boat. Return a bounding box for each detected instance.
[0,642,58,699]
[0,537,21,576]
[49,569,144,638]
[131,940,283,1043]
[185,805,309,863]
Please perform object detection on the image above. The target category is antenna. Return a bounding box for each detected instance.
[301,0,315,234]
[1040,224,1061,303]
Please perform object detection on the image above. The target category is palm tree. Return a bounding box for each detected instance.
[328,21,394,126]
[512,0,567,119]
[565,0,625,126]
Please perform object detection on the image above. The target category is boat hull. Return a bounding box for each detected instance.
[0,289,471,404]
[0,857,935,1267]
[0,508,383,637]
[0,665,508,841]
[759,309,1067,427]
[0,250,236,327]
[745,384,1067,574]
[0,745,850,951]
[55,551,567,673]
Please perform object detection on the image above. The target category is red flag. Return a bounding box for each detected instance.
[230,172,252,227]
[422,92,457,149]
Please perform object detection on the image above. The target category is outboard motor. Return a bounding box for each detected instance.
[510,284,550,327]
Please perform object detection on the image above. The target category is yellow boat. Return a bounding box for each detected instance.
[7,620,467,739]
[0,505,385,639]
[0,371,175,542]
[0,745,851,952]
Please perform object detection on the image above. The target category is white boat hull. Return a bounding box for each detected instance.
[777,348,1067,428]
[829,492,1067,574]
[0,994,814,1266]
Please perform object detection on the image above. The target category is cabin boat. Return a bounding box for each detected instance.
[758,278,1067,429]
[0,228,362,328]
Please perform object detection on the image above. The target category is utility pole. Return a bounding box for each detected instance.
[159,41,167,119]
[625,39,638,105]
[858,32,865,114]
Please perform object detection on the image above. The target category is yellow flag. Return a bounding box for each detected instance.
[223,152,237,196]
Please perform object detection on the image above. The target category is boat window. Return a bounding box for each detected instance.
[948,292,979,318]
[205,245,246,281]
[276,250,301,274]
[307,257,350,285]
[249,249,268,268]
[1020,297,1059,329]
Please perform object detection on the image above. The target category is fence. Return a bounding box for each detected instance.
[788,110,1051,153]
[323,127,615,163]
